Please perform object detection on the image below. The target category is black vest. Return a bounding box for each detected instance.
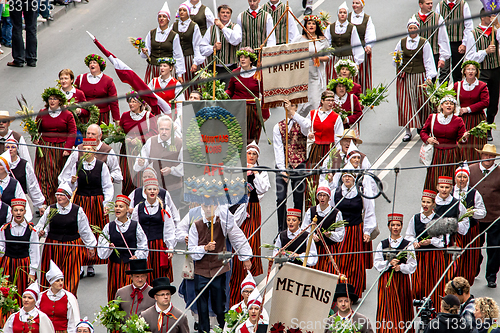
[47,204,80,242]
[4,223,31,259]
[334,187,363,226]
[279,230,309,265]
[464,188,478,227]
[435,196,460,219]
[109,220,138,264]
[132,187,167,207]
[310,206,340,246]
[137,202,163,241]
[381,238,410,264]
[0,202,9,227]
[247,173,259,203]
[11,158,28,194]
[76,160,104,197]
[413,213,443,248]
[1,178,18,206]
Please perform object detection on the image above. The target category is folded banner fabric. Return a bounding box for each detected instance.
[267,263,338,333]
[261,42,310,108]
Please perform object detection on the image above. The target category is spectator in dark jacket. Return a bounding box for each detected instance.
[475,297,500,333]
[444,277,475,331]
[424,295,471,333]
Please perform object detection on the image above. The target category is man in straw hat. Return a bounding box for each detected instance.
[469,144,500,288]
[115,259,155,319]
[139,277,189,333]
[324,283,373,333]
[0,110,32,165]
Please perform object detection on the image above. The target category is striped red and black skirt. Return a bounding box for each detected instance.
[40,238,83,296]
[246,104,262,145]
[99,111,111,126]
[358,53,372,94]
[106,261,131,301]
[337,223,366,297]
[377,271,414,333]
[460,112,486,163]
[35,141,67,205]
[396,72,431,128]
[0,256,31,303]
[305,143,332,209]
[148,239,173,282]
[314,240,339,274]
[183,55,197,99]
[144,64,161,85]
[120,144,138,196]
[454,224,481,285]
[412,247,446,311]
[423,146,461,191]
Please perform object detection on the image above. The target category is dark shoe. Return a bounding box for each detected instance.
[194,322,198,331]
[402,133,412,142]
[302,0,306,8]
[26,62,36,67]
[7,61,23,67]
[488,281,497,288]
[2,43,12,48]
[304,7,312,15]
[87,266,95,277]
[488,130,493,142]
[416,128,422,135]
[45,16,54,21]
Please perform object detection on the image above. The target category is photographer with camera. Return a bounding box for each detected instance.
[423,295,471,333]
[444,277,475,331]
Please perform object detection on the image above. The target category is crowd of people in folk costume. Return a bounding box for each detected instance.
[2,0,500,332]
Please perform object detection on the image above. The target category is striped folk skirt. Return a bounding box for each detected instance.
[183,55,197,99]
[363,238,373,271]
[314,241,339,274]
[337,224,367,297]
[74,194,109,266]
[423,147,461,191]
[99,111,111,126]
[454,224,481,285]
[40,238,83,296]
[325,55,359,84]
[377,271,414,333]
[358,53,372,94]
[412,247,446,310]
[396,72,432,128]
[305,143,331,209]
[460,112,487,163]
[107,261,131,301]
[120,144,138,196]
[229,202,263,306]
[148,239,173,282]
[0,256,31,303]
[145,64,161,85]
[246,104,262,145]
[35,141,67,205]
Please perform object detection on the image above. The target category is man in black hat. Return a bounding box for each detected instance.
[324,284,373,333]
[115,259,155,319]
[423,295,471,333]
[140,277,189,333]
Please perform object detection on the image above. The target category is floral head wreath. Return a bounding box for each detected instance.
[334,59,358,78]
[84,54,106,71]
[439,94,457,105]
[126,91,145,104]
[327,77,354,92]
[303,15,322,26]
[42,87,68,105]
[157,57,176,66]
[236,47,258,62]
[461,60,480,70]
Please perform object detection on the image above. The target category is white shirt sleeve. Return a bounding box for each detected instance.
[29,229,40,275]
[462,2,473,44]
[101,163,114,206]
[18,136,33,166]
[423,41,438,80]
[362,188,376,235]
[66,293,79,333]
[3,313,15,333]
[351,26,365,65]
[131,206,139,224]
[173,35,187,76]
[192,24,207,66]
[437,16,451,61]
[393,40,402,67]
[141,32,152,58]
[176,212,191,243]
[162,207,177,250]
[170,146,184,177]
[293,113,312,136]
[272,234,281,257]
[25,162,46,208]
[364,16,377,48]
[223,23,243,45]
[273,124,286,170]
[77,207,97,248]
[287,9,300,43]
[334,116,344,145]
[106,149,123,183]
[135,222,149,259]
[328,211,345,243]
[457,201,470,235]
[399,243,417,274]
[253,171,270,196]
[97,223,113,260]
[265,12,277,46]
[298,235,318,266]
[232,203,248,228]
[35,207,50,234]
[164,190,181,225]
[473,191,487,220]
[373,242,388,272]
[133,138,151,172]
[324,24,332,43]
[301,209,312,231]
[204,6,216,37]
[188,222,206,261]
[227,224,253,261]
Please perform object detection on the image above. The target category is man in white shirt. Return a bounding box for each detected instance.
[0,110,32,165]
[237,0,276,50]
[262,0,299,45]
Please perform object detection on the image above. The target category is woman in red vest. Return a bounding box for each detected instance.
[38,261,80,333]
[147,57,185,117]
[120,93,158,195]
[304,90,344,208]
[75,54,120,125]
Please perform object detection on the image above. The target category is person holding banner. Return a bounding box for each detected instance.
[405,189,446,310]
[305,90,344,208]
[349,0,377,94]
[273,208,318,267]
[141,1,185,84]
[374,213,416,333]
[301,187,344,274]
[234,289,268,333]
[131,178,176,282]
[293,15,330,116]
[324,2,365,83]
[263,0,299,45]
[97,195,149,301]
[333,163,376,297]
[226,47,269,144]
[237,0,276,50]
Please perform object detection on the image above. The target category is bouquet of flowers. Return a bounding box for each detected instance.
[95,298,126,331]
[224,309,249,331]
[121,314,151,333]
[100,123,126,145]
[16,96,43,157]
[419,80,456,109]
[392,50,403,68]
[327,315,362,333]
[0,268,19,316]
[128,37,150,62]
[42,207,59,231]
[359,84,389,109]
[306,177,318,207]
[468,121,497,139]
[319,10,331,30]
[91,225,120,258]
[67,97,100,134]
[385,250,415,288]
[332,102,352,122]
[459,207,477,223]
[321,220,349,234]
[196,70,229,101]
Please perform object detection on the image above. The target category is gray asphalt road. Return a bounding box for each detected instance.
[0,0,499,332]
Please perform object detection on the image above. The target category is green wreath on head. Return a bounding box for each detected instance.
[461,60,480,70]
[334,59,359,78]
[42,87,67,105]
[186,106,243,167]
[84,54,106,71]
[236,49,257,62]
[327,77,354,92]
